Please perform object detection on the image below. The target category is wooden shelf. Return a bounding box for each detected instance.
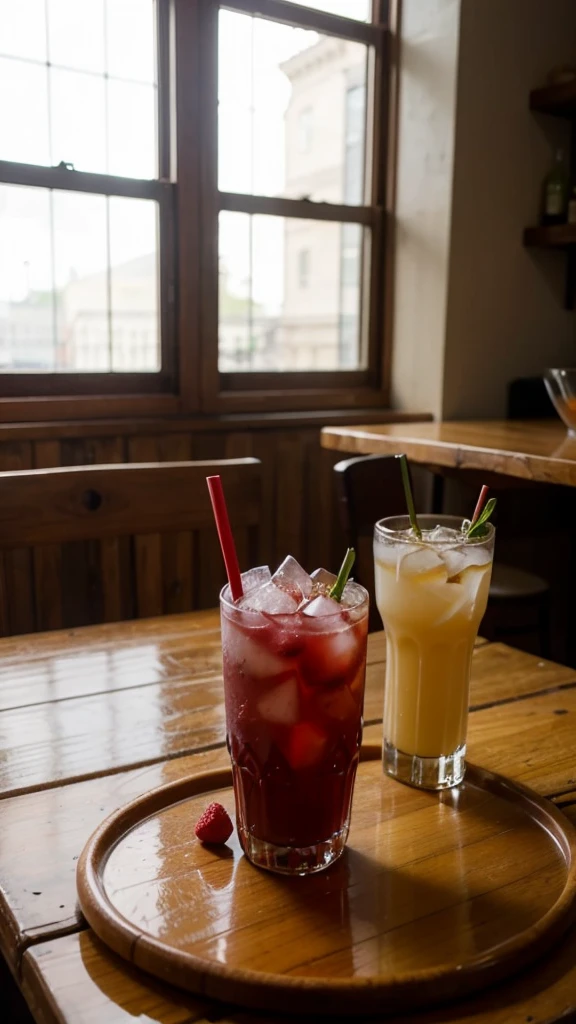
[524,224,576,248]
[530,79,576,117]
[523,225,576,309]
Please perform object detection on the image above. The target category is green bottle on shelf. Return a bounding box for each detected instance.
[542,148,568,225]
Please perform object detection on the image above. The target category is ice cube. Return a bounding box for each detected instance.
[245,582,299,615]
[441,549,468,581]
[241,566,272,595]
[374,540,419,572]
[302,595,341,617]
[301,628,361,687]
[310,567,337,587]
[399,548,448,580]
[318,683,357,720]
[463,547,493,570]
[225,625,291,679]
[427,525,462,544]
[459,563,491,610]
[257,676,299,724]
[272,555,312,602]
[434,585,469,626]
[284,721,327,769]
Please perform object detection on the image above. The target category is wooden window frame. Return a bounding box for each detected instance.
[0,0,180,421]
[0,0,397,422]
[191,0,394,414]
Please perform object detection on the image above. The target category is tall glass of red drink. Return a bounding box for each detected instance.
[220,560,369,875]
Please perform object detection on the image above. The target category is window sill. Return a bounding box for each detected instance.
[0,407,433,440]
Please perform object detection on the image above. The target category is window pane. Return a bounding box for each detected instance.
[0,60,50,165]
[0,187,160,372]
[106,0,156,83]
[107,80,157,178]
[0,2,157,176]
[0,0,47,61]
[0,185,54,371]
[218,212,365,372]
[219,212,251,369]
[48,0,105,74]
[285,1,370,19]
[53,192,109,370]
[109,197,160,371]
[50,69,107,171]
[218,11,368,204]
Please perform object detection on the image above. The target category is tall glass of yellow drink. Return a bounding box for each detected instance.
[373,515,495,790]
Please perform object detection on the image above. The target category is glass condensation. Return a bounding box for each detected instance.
[218,212,365,372]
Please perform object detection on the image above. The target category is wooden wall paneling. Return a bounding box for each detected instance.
[301,431,338,574]
[224,432,254,460]
[63,438,127,627]
[156,435,194,615]
[59,439,95,627]
[274,430,305,569]
[247,431,276,570]
[191,433,228,609]
[0,421,370,634]
[33,440,64,632]
[33,441,61,468]
[127,437,164,618]
[224,434,255,578]
[0,442,35,636]
[91,440,133,624]
[0,549,7,637]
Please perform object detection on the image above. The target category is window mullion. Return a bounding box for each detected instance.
[218,0,383,43]
[218,190,376,226]
[0,160,166,201]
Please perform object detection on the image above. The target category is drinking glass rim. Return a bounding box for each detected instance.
[374,514,495,547]
[219,574,369,614]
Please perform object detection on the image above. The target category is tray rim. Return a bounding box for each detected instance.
[76,745,576,1015]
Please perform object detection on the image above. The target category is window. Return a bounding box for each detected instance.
[0,0,170,404]
[298,248,310,289]
[298,108,314,154]
[0,0,392,416]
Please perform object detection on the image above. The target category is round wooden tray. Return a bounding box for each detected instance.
[77,747,576,1016]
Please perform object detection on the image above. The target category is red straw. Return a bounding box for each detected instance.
[206,475,243,601]
[471,484,490,527]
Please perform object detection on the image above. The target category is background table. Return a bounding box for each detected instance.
[321,420,576,487]
[1,611,576,1023]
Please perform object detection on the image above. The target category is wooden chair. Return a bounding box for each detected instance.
[334,454,551,653]
[0,459,261,636]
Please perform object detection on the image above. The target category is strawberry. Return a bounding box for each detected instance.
[194,802,233,844]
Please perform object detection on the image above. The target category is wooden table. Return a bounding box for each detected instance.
[321,419,576,487]
[1,612,576,1023]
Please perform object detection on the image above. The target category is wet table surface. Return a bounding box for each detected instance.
[0,611,575,1023]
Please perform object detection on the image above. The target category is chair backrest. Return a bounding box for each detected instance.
[0,459,261,635]
[334,454,431,630]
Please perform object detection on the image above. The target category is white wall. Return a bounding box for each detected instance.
[390,0,462,419]
[391,0,576,419]
[443,0,576,418]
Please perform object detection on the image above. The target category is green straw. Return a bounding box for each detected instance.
[397,454,422,540]
[329,547,356,602]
